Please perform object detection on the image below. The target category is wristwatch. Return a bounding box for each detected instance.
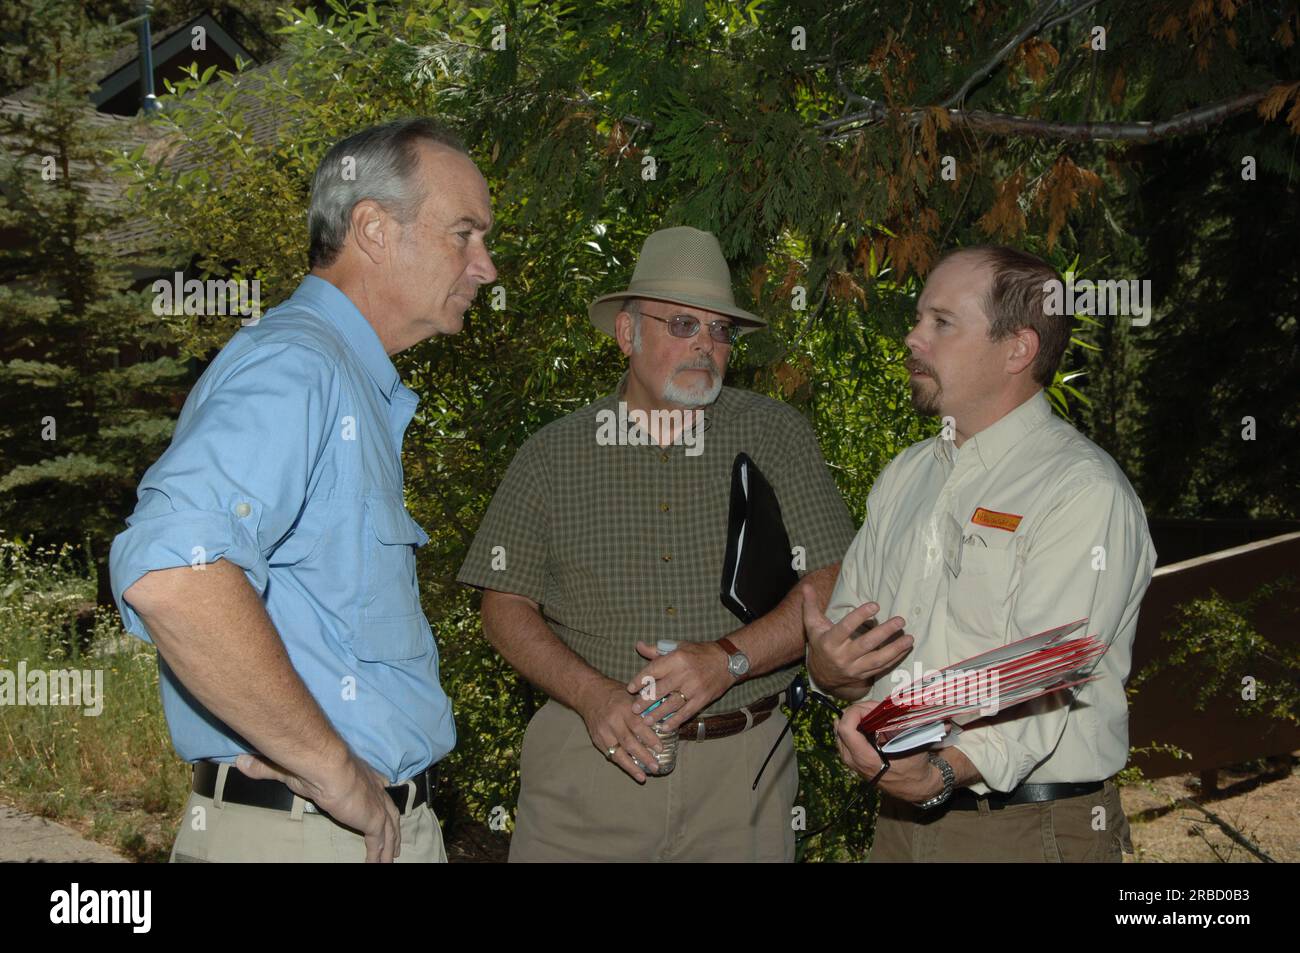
[716,637,750,678]
[916,752,955,810]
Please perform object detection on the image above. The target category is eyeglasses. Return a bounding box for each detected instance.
[753,671,890,846]
[640,309,741,346]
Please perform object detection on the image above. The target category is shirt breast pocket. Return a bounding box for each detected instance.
[358,496,431,660]
[948,542,1018,643]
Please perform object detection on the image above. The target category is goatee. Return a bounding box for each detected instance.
[910,381,942,417]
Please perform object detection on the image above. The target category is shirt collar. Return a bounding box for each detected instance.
[290,275,402,401]
[932,431,959,467]
[964,390,1053,470]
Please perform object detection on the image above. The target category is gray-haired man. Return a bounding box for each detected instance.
[110,118,496,862]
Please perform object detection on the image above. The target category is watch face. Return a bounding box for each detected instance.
[729,653,750,676]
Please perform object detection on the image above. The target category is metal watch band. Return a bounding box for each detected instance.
[917,752,955,810]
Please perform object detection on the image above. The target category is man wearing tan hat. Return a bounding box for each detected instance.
[456,226,896,862]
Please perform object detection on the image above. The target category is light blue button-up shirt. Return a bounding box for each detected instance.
[109,275,455,782]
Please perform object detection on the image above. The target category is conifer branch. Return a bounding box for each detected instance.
[941,0,1104,109]
[572,86,654,135]
[1040,0,1108,35]
[819,87,1271,143]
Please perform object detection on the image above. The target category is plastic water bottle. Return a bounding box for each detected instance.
[648,639,680,775]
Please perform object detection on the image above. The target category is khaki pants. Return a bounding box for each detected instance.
[509,699,798,862]
[869,777,1133,862]
[169,763,448,863]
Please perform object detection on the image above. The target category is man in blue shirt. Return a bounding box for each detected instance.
[110,118,496,862]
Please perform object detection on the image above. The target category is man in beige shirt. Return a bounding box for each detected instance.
[805,245,1156,862]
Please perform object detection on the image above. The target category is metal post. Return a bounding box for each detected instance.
[137,1,162,115]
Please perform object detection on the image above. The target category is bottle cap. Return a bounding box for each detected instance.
[656,639,678,654]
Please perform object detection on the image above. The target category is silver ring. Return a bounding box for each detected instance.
[605,745,618,760]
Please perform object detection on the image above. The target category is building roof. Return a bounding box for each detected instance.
[2,11,283,259]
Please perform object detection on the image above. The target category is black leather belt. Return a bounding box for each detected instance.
[192,760,436,816]
[948,780,1104,811]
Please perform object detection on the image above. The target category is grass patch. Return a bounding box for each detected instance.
[0,534,185,862]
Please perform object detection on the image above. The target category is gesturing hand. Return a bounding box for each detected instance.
[803,583,913,698]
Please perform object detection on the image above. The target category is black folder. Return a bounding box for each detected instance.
[719,452,799,624]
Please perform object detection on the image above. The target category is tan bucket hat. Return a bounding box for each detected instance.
[588,226,766,337]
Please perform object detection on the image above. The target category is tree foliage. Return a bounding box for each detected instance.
[0,0,190,607]
[3,0,1296,858]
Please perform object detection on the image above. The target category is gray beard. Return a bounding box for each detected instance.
[664,367,722,407]
[630,327,724,406]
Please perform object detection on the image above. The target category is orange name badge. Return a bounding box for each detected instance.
[971,507,1023,533]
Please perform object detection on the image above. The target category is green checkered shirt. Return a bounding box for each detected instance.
[456,379,856,715]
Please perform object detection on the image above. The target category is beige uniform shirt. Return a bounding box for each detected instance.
[825,391,1156,795]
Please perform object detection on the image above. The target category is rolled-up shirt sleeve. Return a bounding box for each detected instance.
[954,474,1155,793]
[109,343,340,642]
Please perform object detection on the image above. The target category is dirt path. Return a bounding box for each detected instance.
[0,803,127,863]
[1123,758,1298,863]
